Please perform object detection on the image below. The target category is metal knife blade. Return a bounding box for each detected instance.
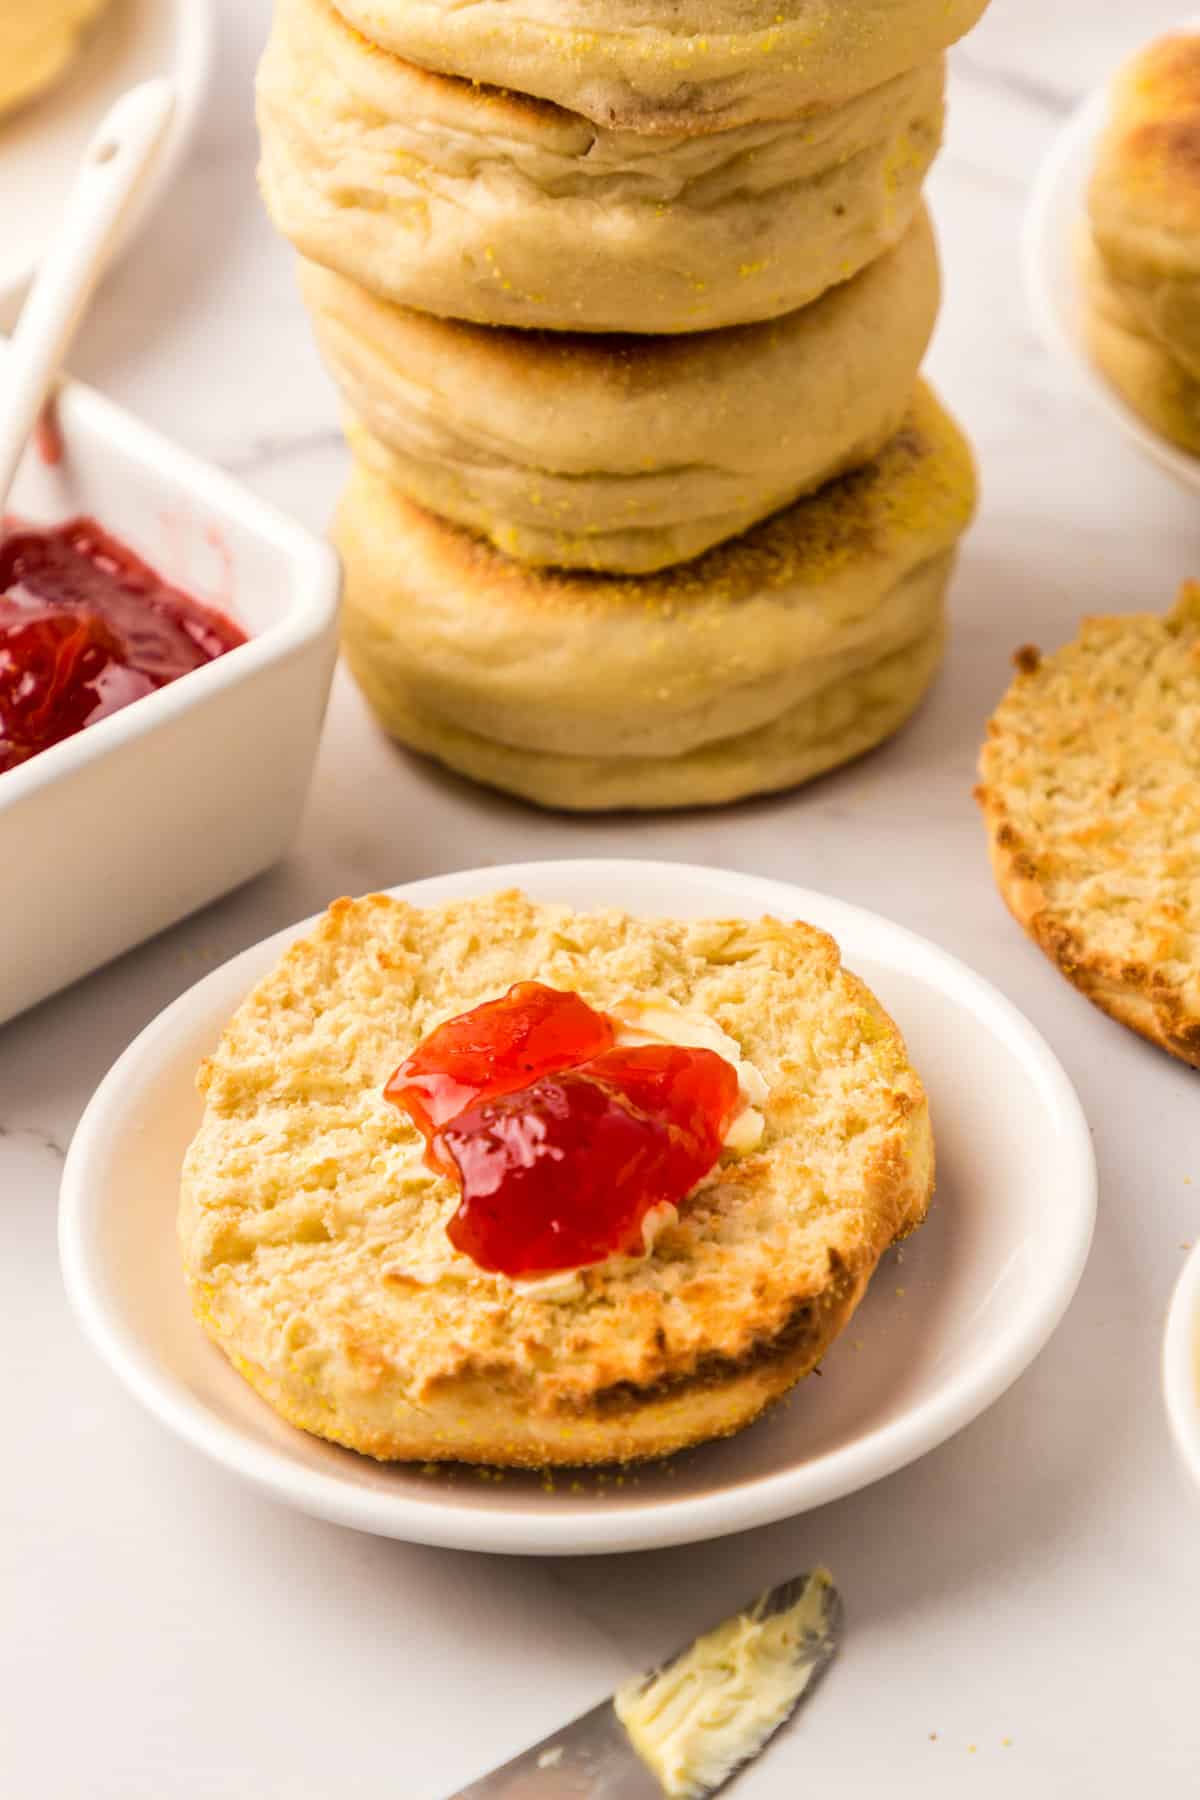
[449,1570,842,1800]
[453,1696,665,1799]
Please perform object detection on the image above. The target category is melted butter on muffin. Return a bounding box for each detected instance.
[610,995,768,1153]
[365,991,769,1302]
[496,996,770,1303]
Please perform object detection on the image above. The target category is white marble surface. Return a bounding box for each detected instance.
[4,2,1200,1793]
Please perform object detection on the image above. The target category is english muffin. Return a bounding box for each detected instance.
[335,385,977,808]
[302,213,940,575]
[1089,33,1200,421]
[348,616,947,812]
[0,0,110,117]
[179,891,935,1466]
[977,585,1200,1068]
[330,0,986,131]
[260,0,945,334]
[1083,241,1200,454]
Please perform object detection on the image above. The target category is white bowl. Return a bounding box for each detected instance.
[1024,17,1200,495]
[0,364,341,1025]
[1164,1243,1200,1494]
[60,860,1097,1556]
[0,0,213,316]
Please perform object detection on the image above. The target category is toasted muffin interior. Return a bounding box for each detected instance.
[179,892,935,1466]
[978,587,1200,1068]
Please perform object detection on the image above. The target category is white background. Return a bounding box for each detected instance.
[3,1,1200,1793]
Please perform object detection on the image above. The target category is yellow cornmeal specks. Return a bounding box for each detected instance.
[328,0,987,134]
[262,0,947,337]
[408,384,974,621]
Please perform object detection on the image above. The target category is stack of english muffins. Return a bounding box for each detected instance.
[258,0,988,810]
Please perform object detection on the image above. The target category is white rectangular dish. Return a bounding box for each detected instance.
[0,366,341,1026]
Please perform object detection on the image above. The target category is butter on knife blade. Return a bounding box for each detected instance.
[451,1569,842,1799]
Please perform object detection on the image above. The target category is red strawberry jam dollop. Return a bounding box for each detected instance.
[0,517,246,776]
[386,983,741,1278]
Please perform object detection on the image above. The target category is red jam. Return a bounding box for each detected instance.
[0,517,246,776]
[386,980,615,1137]
[387,983,740,1278]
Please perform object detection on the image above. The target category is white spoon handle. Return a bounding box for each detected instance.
[0,77,175,512]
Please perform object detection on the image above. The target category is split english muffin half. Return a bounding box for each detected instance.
[977,584,1200,1069]
[179,891,935,1466]
[302,212,940,576]
[259,0,945,334]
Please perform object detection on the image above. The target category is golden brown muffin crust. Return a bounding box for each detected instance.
[1109,36,1200,225]
[1091,35,1200,274]
[977,587,1200,1068]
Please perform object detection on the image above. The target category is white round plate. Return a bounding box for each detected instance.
[1164,1242,1200,1497]
[1024,18,1200,495]
[0,0,212,312]
[60,861,1097,1556]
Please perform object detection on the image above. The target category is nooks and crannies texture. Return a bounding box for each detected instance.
[180,892,935,1465]
[978,584,1200,1068]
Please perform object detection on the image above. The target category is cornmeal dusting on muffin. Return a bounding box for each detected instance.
[299,212,940,576]
[327,0,987,132]
[333,385,975,811]
[259,0,947,337]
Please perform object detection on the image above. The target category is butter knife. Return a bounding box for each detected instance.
[450,1569,842,1799]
